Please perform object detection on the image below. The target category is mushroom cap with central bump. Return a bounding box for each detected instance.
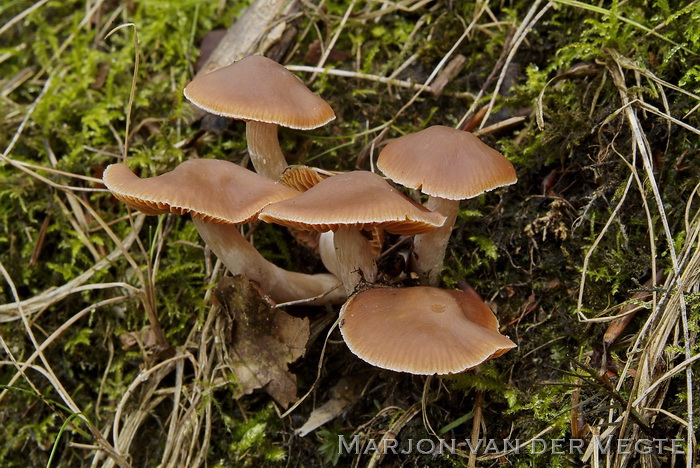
[377,125,517,200]
[339,287,516,375]
[183,55,336,130]
[103,159,300,224]
[258,171,446,235]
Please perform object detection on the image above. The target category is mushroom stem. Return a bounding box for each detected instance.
[319,231,342,278]
[411,196,459,286]
[193,218,346,305]
[246,120,287,180]
[333,226,377,295]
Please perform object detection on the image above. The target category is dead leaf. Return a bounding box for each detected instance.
[295,378,359,437]
[119,327,158,350]
[603,272,664,347]
[214,275,310,408]
[304,39,351,64]
[195,29,227,73]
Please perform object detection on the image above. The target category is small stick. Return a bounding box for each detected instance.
[430,54,467,97]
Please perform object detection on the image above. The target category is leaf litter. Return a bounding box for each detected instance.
[213,275,309,409]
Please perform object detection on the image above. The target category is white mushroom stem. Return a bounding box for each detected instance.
[411,196,459,286]
[320,230,384,280]
[319,231,342,278]
[193,218,346,305]
[246,120,288,180]
[333,227,377,295]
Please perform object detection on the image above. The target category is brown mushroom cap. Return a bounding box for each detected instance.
[183,55,335,130]
[258,171,446,235]
[103,159,300,224]
[339,286,516,375]
[377,125,517,200]
[103,159,346,306]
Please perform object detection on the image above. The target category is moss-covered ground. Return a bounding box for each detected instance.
[1,0,699,466]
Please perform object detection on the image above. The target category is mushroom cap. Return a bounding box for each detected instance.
[183,55,336,130]
[103,159,300,224]
[339,286,516,375]
[258,171,446,235]
[377,125,517,200]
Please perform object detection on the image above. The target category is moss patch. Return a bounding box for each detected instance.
[1,0,699,466]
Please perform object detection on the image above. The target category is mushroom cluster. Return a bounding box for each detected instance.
[104,55,518,376]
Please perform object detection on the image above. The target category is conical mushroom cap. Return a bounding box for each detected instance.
[103,159,300,224]
[258,171,446,235]
[377,125,517,200]
[183,55,335,130]
[339,286,516,375]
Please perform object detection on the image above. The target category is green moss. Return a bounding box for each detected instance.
[2,0,699,466]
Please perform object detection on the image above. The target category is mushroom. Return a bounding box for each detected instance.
[183,55,336,180]
[339,286,516,374]
[377,126,517,286]
[278,166,342,278]
[278,165,337,275]
[258,171,446,294]
[278,166,383,280]
[103,159,346,305]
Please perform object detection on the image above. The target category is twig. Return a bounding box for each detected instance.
[286,64,436,92]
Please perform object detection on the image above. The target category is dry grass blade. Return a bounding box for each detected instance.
[104,353,197,467]
[0,295,130,405]
[480,0,552,129]
[576,171,636,321]
[366,403,421,468]
[568,43,699,468]
[7,158,104,185]
[0,263,130,467]
[467,390,483,468]
[358,2,489,169]
[597,54,697,467]
[104,23,139,163]
[306,0,357,84]
[354,0,434,20]
[552,0,697,54]
[603,272,665,347]
[0,0,52,37]
[0,215,145,321]
[157,303,221,468]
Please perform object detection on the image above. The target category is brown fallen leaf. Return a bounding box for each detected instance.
[603,272,664,347]
[214,275,310,408]
[118,327,158,350]
[295,377,359,437]
[304,39,351,64]
[195,29,227,73]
